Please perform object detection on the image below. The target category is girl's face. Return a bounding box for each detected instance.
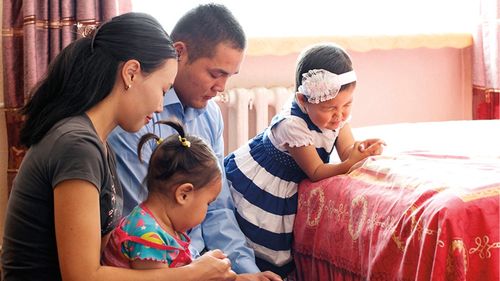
[301,85,355,130]
[118,58,178,132]
[182,177,222,231]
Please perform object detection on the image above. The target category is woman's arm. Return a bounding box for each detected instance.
[131,260,170,269]
[54,179,236,281]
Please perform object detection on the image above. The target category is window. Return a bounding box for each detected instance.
[132,0,478,38]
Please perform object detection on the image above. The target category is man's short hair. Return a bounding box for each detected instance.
[171,3,246,62]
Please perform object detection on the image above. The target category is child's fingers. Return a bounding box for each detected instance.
[358,143,365,152]
[222,257,232,268]
[366,142,385,155]
[366,139,386,146]
[205,249,227,259]
[366,140,386,148]
[359,140,385,153]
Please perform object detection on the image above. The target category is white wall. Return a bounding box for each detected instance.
[227,47,472,128]
[220,36,473,154]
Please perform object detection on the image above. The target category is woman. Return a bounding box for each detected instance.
[1,12,235,281]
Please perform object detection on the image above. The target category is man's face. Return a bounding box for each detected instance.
[174,41,244,109]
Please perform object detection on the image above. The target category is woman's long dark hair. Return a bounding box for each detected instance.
[20,12,177,147]
[138,119,221,195]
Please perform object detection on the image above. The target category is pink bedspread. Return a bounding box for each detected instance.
[293,152,500,281]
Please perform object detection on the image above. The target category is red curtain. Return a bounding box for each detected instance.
[2,0,131,194]
[472,0,500,120]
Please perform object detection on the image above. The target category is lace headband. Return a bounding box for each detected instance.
[298,69,357,104]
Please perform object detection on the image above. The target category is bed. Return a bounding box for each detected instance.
[293,120,500,281]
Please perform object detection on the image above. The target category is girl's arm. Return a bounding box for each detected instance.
[54,179,236,281]
[288,145,353,182]
[335,123,356,161]
[288,124,384,182]
[336,123,385,161]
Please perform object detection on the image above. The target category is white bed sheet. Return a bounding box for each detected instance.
[351,120,500,157]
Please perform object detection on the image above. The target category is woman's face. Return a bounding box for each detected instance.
[118,58,178,132]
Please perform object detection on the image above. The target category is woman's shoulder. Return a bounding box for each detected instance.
[48,115,102,147]
[36,115,105,163]
[50,114,97,137]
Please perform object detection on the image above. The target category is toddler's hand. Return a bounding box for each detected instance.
[346,141,368,166]
[205,249,228,260]
[236,271,282,281]
[346,139,385,169]
[191,249,236,281]
[358,138,386,155]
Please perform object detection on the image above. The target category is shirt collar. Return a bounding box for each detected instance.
[163,88,207,122]
[164,88,182,107]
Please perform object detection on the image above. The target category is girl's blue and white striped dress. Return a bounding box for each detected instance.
[224,100,339,276]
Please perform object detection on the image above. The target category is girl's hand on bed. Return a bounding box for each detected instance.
[346,140,385,169]
[346,141,370,166]
[358,138,386,155]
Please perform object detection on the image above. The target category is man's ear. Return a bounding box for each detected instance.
[120,59,141,88]
[174,183,194,205]
[173,41,187,62]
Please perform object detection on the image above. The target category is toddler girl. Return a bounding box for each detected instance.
[224,43,384,277]
[102,120,225,270]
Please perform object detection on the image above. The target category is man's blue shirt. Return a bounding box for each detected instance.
[108,89,259,274]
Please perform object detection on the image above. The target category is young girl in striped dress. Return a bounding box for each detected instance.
[224,43,385,277]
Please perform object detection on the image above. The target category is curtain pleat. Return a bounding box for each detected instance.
[472,0,500,120]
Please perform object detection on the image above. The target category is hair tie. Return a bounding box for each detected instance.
[178,136,191,148]
[156,138,164,145]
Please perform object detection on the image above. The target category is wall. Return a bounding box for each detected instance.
[226,42,473,128]
[0,33,473,241]
[220,35,473,154]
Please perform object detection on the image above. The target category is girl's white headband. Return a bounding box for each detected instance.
[298,69,357,104]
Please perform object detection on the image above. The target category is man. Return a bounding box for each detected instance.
[108,4,281,281]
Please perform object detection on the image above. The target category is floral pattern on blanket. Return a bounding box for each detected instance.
[294,153,500,281]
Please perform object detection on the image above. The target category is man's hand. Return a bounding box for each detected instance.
[236,271,283,281]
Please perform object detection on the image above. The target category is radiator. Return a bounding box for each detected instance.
[216,87,295,154]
